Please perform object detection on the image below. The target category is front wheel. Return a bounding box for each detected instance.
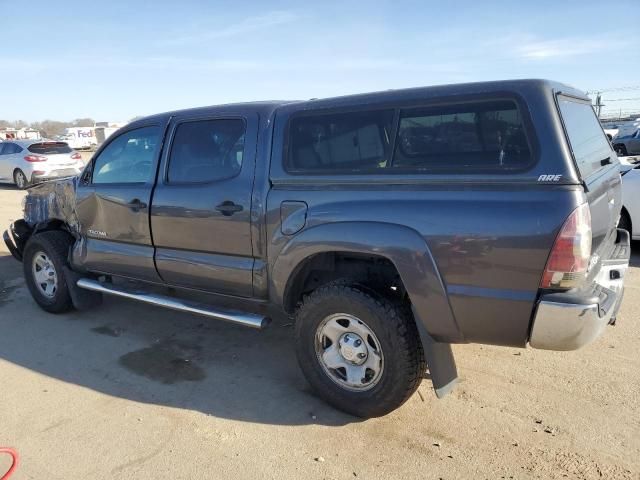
[295,281,425,417]
[614,144,628,156]
[23,231,75,313]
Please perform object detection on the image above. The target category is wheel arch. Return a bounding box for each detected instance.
[270,221,463,344]
[271,221,461,398]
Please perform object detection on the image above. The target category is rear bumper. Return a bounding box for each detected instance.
[31,168,81,183]
[529,229,630,351]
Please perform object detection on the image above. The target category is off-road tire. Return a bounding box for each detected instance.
[23,231,75,313]
[295,281,425,417]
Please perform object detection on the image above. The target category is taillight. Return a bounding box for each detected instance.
[71,152,82,160]
[24,155,47,162]
[540,203,592,289]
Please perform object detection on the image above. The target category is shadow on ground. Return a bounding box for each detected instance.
[1,241,638,428]
[629,240,640,267]
[0,254,356,427]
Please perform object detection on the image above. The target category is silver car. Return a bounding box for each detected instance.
[613,129,640,157]
[0,139,85,189]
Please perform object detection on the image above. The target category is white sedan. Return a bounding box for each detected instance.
[0,140,85,189]
[620,161,640,239]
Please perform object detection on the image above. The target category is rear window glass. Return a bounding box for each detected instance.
[287,109,394,172]
[1,143,22,154]
[557,97,612,178]
[28,142,72,155]
[394,100,531,172]
[286,100,532,174]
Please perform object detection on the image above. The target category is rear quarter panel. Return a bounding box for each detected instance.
[267,185,583,346]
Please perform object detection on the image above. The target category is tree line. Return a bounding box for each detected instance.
[0,118,96,137]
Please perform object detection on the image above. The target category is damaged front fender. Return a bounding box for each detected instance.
[3,177,81,261]
[23,177,81,233]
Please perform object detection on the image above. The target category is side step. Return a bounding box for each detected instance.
[76,278,270,329]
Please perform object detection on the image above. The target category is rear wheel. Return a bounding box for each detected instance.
[614,144,628,156]
[13,169,28,190]
[23,231,74,313]
[295,281,425,417]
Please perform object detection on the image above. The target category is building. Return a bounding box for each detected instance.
[0,128,41,140]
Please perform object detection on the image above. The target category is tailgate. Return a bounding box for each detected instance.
[45,153,76,166]
[557,96,622,261]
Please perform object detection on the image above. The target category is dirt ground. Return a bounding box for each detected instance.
[0,185,638,480]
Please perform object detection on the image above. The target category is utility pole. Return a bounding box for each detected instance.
[594,92,604,118]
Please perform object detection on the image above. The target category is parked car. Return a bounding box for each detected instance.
[603,127,618,141]
[4,79,630,417]
[613,129,640,156]
[0,140,85,189]
[619,163,640,239]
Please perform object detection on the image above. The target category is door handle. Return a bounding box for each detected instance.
[215,201,243,216]
[126,198,147,211]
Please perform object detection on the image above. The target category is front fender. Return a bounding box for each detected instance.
[270,221,463,344]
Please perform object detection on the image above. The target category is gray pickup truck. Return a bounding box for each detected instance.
[4,79,630,418]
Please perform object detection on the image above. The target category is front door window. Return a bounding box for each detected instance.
[92,126,160,184]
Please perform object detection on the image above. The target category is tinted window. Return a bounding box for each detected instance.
[287,109,394,172]
[558,98,612,178]
[167,119,245,183]
[28,142,72,154]
[394,100,531,172]
[92,126,160,184]
[1,143,22,154]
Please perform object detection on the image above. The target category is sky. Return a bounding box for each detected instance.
[1,0,639,122]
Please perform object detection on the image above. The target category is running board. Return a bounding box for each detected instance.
[76,278,270,329]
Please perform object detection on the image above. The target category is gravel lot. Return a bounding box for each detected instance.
[0,185,639,479]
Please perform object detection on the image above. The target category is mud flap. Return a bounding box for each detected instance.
[62,267,103,310]
[413,310,459,398]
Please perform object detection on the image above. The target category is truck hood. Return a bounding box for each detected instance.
[24,176,80,234]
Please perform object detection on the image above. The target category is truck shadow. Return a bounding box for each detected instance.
[630,240,640,267]
[0,254,358,427]
[4,243,637,426]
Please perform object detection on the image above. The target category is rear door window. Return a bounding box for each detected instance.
[557,97,613,178]
[167,119,246,183]
[2,143,22,154]
[287,109,394,173]
[28,142,72,155]
[394,100,531,172]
